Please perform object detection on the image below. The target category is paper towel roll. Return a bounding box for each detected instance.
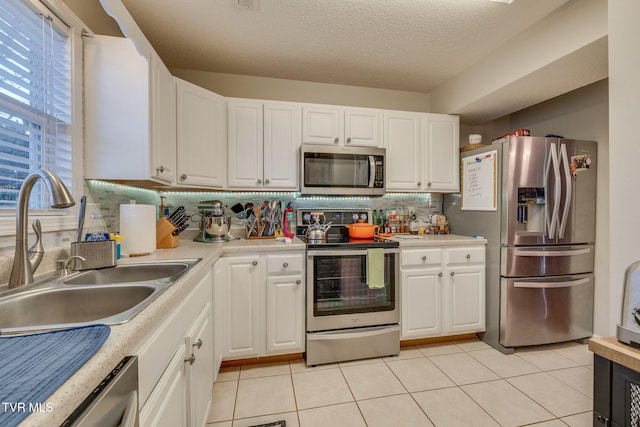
[119,204,156,256]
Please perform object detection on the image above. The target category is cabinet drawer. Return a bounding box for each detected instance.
[401,248,442,267]
[447,247,485,264]
[266,254,303,275]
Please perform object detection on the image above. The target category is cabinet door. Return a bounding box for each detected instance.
[227,101,264,188]
[140,344,188,427]
[176,78,226,188]
[444,265,485,334]
[215,257,263,359]
[264,102,301,189]
[186,303,214,427]
[150,52,177,184]
[302,106,343,145]
[401,268,443,339]
[266,274,305,355]
[423,114,460,192]
[384,111,423,191]
[344,108,380,147]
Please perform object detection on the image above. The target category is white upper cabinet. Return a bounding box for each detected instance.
[423,114,460,192]
[384,111,423,191]
[176,78,226,188]
[227,99,301,190]
[384,111,459,193]
[303,105,381,147]
[84,35,176,184]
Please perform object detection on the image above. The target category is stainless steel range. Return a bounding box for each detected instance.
[297,209,400,366]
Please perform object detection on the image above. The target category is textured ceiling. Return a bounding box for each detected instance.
[120,0,571,93]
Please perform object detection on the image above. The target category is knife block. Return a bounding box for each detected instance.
[156,217,180,249]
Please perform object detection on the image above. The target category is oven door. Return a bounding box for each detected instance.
[306,248,399,332]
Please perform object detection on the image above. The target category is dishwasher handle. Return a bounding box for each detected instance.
[120,391,138,427]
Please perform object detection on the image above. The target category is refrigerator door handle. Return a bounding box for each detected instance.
[514,277,591,289]
[513,248,592,257]
[558,143,572,239]
[545,143,561,239]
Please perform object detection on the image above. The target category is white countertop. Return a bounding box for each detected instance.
[20,232,479,425]
[20,234,304,427]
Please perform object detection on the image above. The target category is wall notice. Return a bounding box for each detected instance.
[461,150,497,211]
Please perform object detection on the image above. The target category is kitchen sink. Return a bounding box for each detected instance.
[0,259,201,334]
[63,262,192,285]
[0,284,157,333]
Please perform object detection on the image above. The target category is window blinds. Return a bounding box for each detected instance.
[0,0,72,210]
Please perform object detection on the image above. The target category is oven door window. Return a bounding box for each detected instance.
[313,253,396,316]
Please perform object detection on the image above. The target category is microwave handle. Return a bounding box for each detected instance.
[368,156,376,188]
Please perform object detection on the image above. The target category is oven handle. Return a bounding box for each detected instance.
[307,248,399,257]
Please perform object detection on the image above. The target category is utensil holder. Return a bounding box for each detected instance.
[156,217,180,249]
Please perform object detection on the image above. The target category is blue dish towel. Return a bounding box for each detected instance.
[0,324,110,427]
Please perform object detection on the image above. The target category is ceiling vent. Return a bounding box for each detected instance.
[234,0,260,11]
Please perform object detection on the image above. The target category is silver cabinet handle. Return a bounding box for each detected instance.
[180,174,187,180]
[265,179,270,184]
[283,262,288,268]
[184,354,196,365]
[421,256,427,261]
[296,279,301,285]
[417,181,422,187]
[334,137,339,144]
[438,272,443,277]
[252,260,258,266]
[427,182,432,187]
[466,254,471,259]
[257,179,263,184]
[346,137,352,143]
[450,271,455,276]
[156,166,165,173]
[192,338,203,349]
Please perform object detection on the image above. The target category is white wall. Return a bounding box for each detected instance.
[608,0,640,336]
[171,69,431,113]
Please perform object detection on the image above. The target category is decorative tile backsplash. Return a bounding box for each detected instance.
[0,179,445,285]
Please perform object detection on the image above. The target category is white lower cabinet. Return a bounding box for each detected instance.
[400,245,485,340]
[136,269,213,427]
[214,252,305,360]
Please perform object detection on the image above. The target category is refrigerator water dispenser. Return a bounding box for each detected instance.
[617,260,640,347]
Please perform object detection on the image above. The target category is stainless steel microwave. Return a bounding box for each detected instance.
[300,144,385,195]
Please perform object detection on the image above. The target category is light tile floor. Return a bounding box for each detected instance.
[206,339,594,427]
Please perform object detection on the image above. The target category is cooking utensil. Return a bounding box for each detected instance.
[345,223,379,239]
[77,195,86,243]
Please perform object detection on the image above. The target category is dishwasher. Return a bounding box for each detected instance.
[60,356,139,427]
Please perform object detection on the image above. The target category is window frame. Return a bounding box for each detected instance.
[0,0,86,236]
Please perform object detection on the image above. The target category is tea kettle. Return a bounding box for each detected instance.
[305,219,331,242]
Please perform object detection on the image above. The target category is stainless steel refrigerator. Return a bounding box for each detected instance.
[444,136,597,353]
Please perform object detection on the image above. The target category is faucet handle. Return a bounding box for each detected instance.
[28,219,44,272]
[55,255,87,277]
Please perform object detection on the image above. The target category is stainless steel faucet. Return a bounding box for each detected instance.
[9,170,75,288]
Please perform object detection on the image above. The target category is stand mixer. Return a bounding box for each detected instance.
[193,200,234,243]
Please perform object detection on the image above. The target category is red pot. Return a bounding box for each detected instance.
[345,223,379,239]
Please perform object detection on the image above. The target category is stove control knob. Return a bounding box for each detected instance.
[352,213,359,222]
[360,213,368,222]
[303,213,311,224]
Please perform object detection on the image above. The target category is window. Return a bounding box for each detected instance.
[0,0,72,211]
